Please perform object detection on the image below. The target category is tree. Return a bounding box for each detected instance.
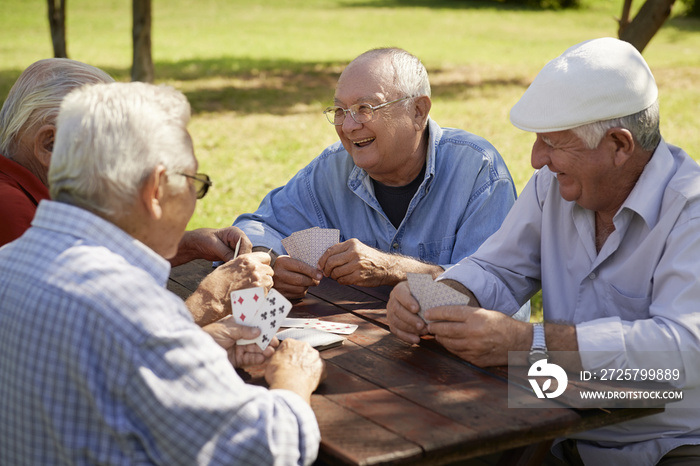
[618,0,677,52]
[47,0,68,58]
[131,0,154,83]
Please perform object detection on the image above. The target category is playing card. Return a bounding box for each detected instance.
[282,227,340,267]
[307,320,358,335]
[232,237,241,259]
[406,273,471,323]
[281,317,319,328]
[240,288,293,350]
[231,287,265,325]
[276,327,345,351]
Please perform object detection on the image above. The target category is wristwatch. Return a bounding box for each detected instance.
[528,322,549,365]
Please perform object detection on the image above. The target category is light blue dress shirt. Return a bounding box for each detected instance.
[0,200,320,466]
[234,118,518,270]
[441,140,700,465]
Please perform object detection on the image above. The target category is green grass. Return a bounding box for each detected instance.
[2,0,700,319]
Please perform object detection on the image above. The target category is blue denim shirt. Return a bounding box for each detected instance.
[234,118,517,270]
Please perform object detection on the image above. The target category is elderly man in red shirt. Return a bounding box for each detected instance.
[0,58,251,266]
[0,58,113,245]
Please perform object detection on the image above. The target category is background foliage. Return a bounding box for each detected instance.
[2,0,699,317]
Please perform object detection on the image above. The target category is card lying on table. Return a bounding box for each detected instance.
[406,273,471,323]
[276,327,345,351]
[281,227,340,267]
[281,317,358,335]
[231,287,292,350]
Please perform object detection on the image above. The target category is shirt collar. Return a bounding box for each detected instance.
[617,139,675,229]
[0,155,50,204]
[31,200,171,286]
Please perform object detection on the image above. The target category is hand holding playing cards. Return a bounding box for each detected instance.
[265,339,325,405]
[203,315,279,368]
[386,281,429,344]
[427,306,529,367]
[170,227,252,267]
[318,239,393,287]
[272,255,322,300]
[186,252,274,326]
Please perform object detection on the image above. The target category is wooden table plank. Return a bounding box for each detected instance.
[167,259,213,299]
[312,395,424,466]
[316,363,479,464]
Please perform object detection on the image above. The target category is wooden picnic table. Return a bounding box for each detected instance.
[168,259,664,466]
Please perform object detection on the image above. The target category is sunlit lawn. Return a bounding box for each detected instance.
[3,0,700,318]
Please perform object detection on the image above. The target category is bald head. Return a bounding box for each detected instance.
[338,48,431,100]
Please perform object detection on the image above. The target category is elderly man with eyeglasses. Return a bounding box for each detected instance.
[0,82,325,465]
[234,48,523,306]
[0,58,253,266]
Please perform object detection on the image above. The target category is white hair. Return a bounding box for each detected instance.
[571,100,661,151]
[355,48,431,103]
[0,58,114,158]
[49,82,193,218]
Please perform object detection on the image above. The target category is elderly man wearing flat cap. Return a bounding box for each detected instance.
[387,37,700,464]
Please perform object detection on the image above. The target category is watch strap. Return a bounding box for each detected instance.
[531,322,547,351]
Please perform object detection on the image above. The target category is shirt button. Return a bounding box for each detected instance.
[589,272,596,280]
[392,243,399,249]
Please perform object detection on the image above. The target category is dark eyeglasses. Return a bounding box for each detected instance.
[178,173,212,199]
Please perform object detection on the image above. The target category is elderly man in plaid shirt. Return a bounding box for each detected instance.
[0,82,324,466]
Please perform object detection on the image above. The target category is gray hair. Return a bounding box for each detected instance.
[571,100,661,152]
[50,82,193,219]
[0,58,114,158]
[355,48,431,102]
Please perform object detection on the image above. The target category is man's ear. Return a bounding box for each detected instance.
[140,165,168,220]
[412,96,432,131]
[607,128,635,168]
[33,125,55,168]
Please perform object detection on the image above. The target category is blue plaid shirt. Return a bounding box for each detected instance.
[0,200,320,466]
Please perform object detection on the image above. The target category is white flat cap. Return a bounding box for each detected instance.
[510,37,658,133]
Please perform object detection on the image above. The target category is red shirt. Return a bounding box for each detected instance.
[0,155,50,246]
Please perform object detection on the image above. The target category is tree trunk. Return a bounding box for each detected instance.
[619,0,676,52]
[131,0,154,83]
[618,0,633,35]
[47,0,67,58]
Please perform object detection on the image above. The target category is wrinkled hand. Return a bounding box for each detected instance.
[272,255,322,300]
[265,338,326,404]
[426,306,529,367]
[318,239,392,287]
[203,315,279,368]
[172,227,253,266]
[186,251,274,326]
[387,281,429,344]
[209,226,253,261]
[220,251,274,291]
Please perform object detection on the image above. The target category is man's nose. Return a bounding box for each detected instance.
[531,139,551,169]
[341,112,362,131]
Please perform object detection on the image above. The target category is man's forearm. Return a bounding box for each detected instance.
[383,255,444,286]
[169,230,200,267]
[439,278,480,307]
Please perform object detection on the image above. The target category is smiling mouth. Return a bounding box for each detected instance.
[353,137,375,147]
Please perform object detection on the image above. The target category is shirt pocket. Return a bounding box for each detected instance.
[601,280,651,321]
[418,235,456,265]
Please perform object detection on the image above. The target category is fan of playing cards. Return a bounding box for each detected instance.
[281,227,340,267]
[406,273,471,323]
[231,287,293,350]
